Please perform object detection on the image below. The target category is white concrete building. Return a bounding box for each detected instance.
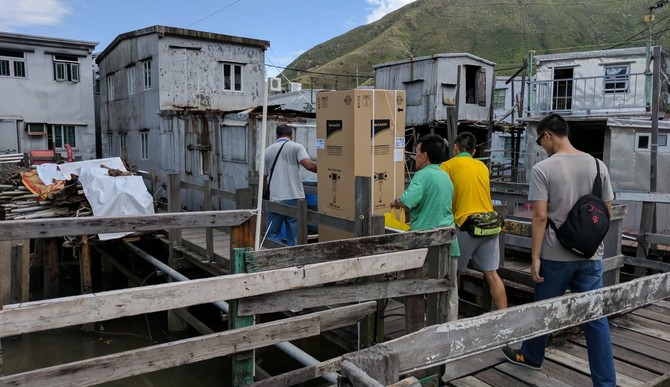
[0,32,97,160]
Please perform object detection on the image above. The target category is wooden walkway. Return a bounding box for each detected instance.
[443,299,670,387]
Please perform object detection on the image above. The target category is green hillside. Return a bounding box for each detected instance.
[282,0,668,88]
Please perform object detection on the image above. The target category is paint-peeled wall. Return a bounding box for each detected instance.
[157,36,265,111]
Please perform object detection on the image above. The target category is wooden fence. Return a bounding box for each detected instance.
[0,209,458,386]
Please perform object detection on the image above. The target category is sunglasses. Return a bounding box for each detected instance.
[536,131,547,146]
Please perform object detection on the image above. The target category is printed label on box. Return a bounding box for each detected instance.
[316,138,325,149]
[326,120,343,138]
[394,148,404,162]
[395,137,405,148]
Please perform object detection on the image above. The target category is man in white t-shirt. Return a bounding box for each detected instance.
[264,124,317,246]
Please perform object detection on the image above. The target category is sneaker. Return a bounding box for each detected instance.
[502,346,542,370]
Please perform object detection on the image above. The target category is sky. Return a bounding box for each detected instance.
[0,0,417,77]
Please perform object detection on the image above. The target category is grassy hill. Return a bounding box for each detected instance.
[282,0,667,88]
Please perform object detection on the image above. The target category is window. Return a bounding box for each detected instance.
[222,63,242,91]
[635,132,670,152]
[119,132,127,151]
[53,54,79,82]
[0,49,26,78]
[48,125,76,150]
[107,75,114,100]
[660,134,668,147]
[141,132,149,160]
[220,125,247,162]
[494,89,506,109]
[26,123,47,136]
[604,65,629,93]
[503,137,514,159]
[143,60,152,90]
[127,67,135,95]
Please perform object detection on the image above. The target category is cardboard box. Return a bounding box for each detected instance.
[316,89,406,241]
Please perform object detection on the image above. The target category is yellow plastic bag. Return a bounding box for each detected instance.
[384,208,410,232]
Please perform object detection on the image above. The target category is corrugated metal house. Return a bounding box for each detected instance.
[96,25,277,209]
[491,76,526,182]
[373,53,495,129]
[0,32,97,160]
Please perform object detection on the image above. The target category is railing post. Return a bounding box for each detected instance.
[230,247,255,387]
[296,198,308,245]
[79,235,94,332]
[204,177,214,262]
[43,238,59,299]
[235,187,253,209]
[167,173,187,334]
[10,244,23,304]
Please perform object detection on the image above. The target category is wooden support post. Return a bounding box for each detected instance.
[150,169,158,209]
[204,177,214,262]
[79,235,94,332]
[342,346,400,386]
[10,244,23,304]
[425,244,451,325]
[43,238,59,299]
[230,218,256,270]
[296,198,308,246]
[167,173,187,334]
[635,201,656,277]
[231,247,255,387]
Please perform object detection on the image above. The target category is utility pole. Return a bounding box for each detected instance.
[644,9,655,110]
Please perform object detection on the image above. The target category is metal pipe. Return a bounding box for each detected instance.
[123,242,338,384]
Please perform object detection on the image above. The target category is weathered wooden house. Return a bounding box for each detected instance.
[0,32,97,161]
[524,46,670,231]
[490,76,527,182]
[96,25,302,209]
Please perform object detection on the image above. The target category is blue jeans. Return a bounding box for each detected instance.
[266,199,298,246]
[521,259,616,387]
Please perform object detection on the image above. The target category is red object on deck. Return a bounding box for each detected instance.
[64,144,73,162]
[28,150,57,165]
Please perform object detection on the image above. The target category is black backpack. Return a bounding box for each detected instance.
[548,157,610,258]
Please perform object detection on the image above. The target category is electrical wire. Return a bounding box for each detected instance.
[184,0,245,28]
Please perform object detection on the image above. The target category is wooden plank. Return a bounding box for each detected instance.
[43,239,59,299]
[624,256,670,273]
[441,348,505,382]
[0,210,255,241]
[615,192,670,203]
[0,249,427,337]
[0,314,320,387]
[540,360,594,387]
[475,368,530,386]
[614,313,670,341]
[9,245,23,304]
[449,376,493,387]
[631,307,670,324]
[571,335,670,375]
[249,227,454,271]
[544,347,646,387]
[316,301,377,332]
[495,361,571,387]
[250,357,342,387]
[654,300,670,310]
[343,345,399,386]
[237,279,451,316]
[348,272,670,374]
[610,328,670,362]
[555,341,659,383]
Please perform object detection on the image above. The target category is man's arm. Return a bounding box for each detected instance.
[299,158,317,172]
[530,200,548,283]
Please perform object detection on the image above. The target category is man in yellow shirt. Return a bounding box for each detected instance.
[440,132,507,310]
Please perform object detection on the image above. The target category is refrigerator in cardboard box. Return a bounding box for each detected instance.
[316,89,406,241]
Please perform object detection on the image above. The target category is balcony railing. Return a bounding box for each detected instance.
[529,73,648,115]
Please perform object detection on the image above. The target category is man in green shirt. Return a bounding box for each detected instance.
[390,134,459,256]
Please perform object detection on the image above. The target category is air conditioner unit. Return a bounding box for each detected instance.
[268,77,281,92]
[289,82,302,92]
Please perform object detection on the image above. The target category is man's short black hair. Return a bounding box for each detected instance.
[537,113,569,138]
[454,132,477,153]
[276,123,294,137]
[417,134,446,164]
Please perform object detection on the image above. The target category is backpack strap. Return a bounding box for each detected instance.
[591,156,603,199]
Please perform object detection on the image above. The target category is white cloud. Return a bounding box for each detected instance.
[366,0,417,23]
[0,0,71,30]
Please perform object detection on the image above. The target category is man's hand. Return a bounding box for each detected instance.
[390,198,407,209]
[531,258,544,283]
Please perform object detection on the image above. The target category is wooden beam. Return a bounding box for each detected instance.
[0,315,321,387]
[249,227,454,271]
[341,360,385,387]
[343,345,400,385]
[237,279,451,316]
[356,272,670,374]
[615,192,670,204]
[0,210,255,241]
[623,256,670,272]
[0,249,427,337]
[250,357,342,387]
[43,239,59,299]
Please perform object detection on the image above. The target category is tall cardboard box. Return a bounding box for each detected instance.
[316,89,406,241]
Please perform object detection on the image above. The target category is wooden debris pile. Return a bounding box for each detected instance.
[0,164,91,220]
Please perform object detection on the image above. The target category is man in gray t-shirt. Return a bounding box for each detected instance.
[503,114,616,386]
[263,124,317,246]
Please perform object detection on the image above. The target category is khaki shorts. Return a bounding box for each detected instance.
[455,226,500,272]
